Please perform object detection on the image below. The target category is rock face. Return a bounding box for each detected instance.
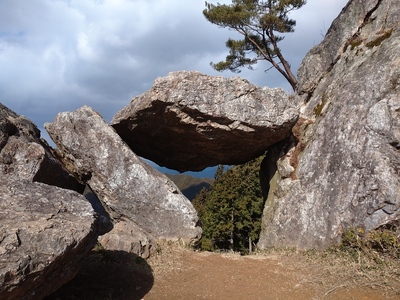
[111,71,298,172]
[0,175,100,300]
[98,220,155,259]
[0,103,83,192]
[45,106,201,254]
[258,0,400,249]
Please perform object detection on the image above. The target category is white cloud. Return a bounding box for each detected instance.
[77,32,97,61]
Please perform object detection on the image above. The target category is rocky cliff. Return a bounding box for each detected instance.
[258,0,400,249]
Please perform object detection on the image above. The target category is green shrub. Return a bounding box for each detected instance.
[367,228,400,258]
[365,29,393,48]
[341,226,400,260]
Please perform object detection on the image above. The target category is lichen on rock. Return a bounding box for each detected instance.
[258,0,400,250]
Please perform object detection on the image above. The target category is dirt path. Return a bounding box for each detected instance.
[47,245,399,300]
[146,250,396,300]
[148,251,316,299]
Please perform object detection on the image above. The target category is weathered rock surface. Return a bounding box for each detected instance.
[258,0,400,249]
[0,103,83,192]
[45,106,201,253]
[83,186,154,257]
[111,71,298,172]
[0,175,100,300]
[98,221,155,259]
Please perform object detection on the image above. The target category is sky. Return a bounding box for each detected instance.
[0,0,348,177]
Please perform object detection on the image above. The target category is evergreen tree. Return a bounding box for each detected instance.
[203,0,306,90]
[193,156,265,253]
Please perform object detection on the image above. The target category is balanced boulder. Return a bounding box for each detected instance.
[111,71,298,172]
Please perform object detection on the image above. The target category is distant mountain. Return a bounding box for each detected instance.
[166,173,213,201]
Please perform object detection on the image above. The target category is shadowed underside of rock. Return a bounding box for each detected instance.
[111,71,298,172]
[258,0,400,250]
[0,175,99,300]
[45,106,201,250]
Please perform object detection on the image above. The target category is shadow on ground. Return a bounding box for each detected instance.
[44,249,154,300]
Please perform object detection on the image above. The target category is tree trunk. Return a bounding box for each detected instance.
[246,32,298,91]
[249,236,252,253]
[230,208,234,252]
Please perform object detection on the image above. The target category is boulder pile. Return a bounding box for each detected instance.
[1,1,399,298]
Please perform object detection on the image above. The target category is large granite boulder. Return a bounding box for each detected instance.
[111,71,298,172]
[45,106,201,254]
[258,0,400,249]
[0,103,83,192]
[0,175,100,300]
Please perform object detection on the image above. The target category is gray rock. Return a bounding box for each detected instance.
[111,71,298,172]
[0,175,100,300]
[45,106,201,249]
[296,0,379,97]
[258,0,400,249]
[0,103,84,192]
[83,186,153,257]
[98,220,155,259]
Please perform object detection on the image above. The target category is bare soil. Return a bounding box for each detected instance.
[46,244,400,300]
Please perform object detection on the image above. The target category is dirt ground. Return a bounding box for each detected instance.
[46,244,400,300]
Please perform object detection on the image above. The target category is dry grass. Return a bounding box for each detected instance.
[299,246,400,299]
[251,243,399,299]
[147,240,192,275]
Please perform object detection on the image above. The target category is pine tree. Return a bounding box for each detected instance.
[193,156,265,253]
[203,0,306,90]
